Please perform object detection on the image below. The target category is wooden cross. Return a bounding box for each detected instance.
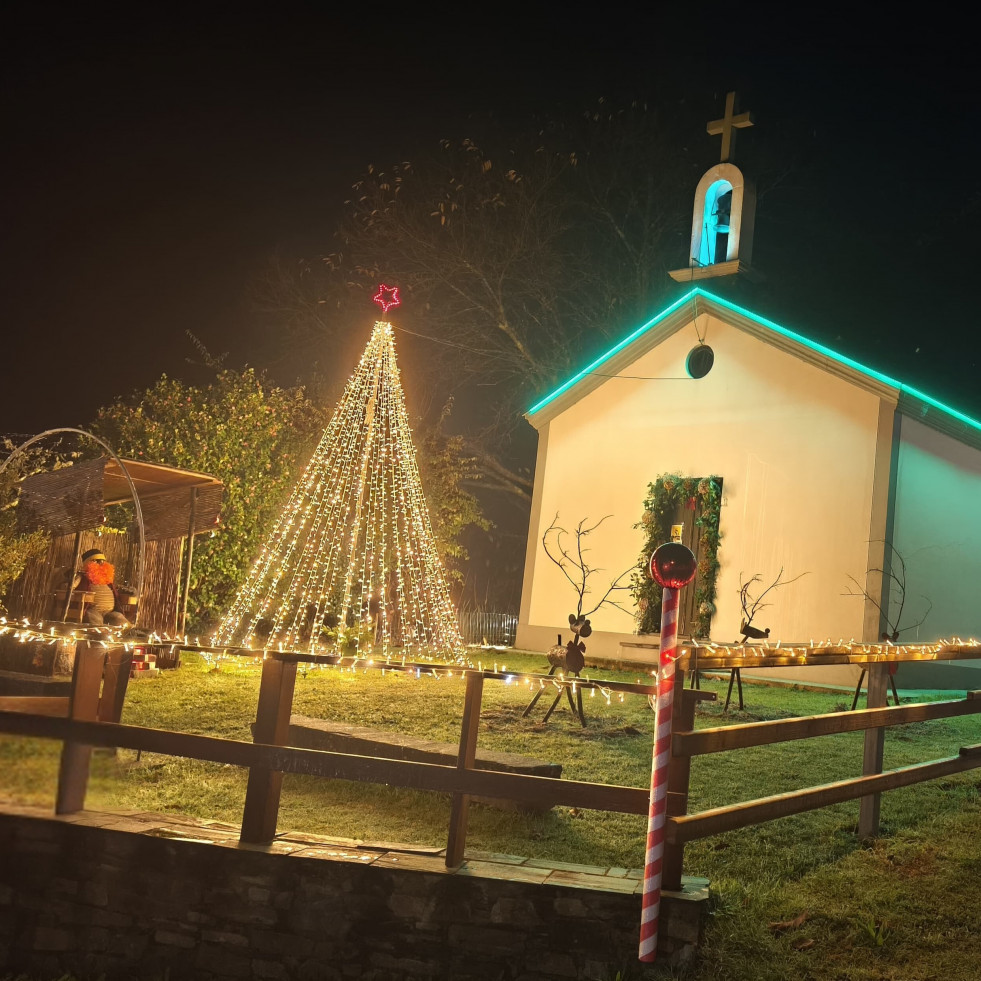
[707,91,754,162]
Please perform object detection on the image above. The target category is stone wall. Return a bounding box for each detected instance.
[0,633,76,676]
[0,806,707,981]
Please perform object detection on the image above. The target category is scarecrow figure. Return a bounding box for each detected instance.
[70,548,130,626]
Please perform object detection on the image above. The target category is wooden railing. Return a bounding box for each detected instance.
[664,661,981,872]
[0,644,665,871]
[1,646,979,890]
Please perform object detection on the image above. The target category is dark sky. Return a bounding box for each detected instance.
[1,9,978,441]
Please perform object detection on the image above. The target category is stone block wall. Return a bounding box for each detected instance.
[0,806,707,981]
[0,634,76,676]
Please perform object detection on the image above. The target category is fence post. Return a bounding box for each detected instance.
[97,647,134,724]
[240,656,297,844]
[858,661,889,838]
[663,666,695,891]
[446,671,483,868]
[55,640,106,814]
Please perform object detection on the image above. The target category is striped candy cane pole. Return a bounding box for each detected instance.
[639,542,696,963]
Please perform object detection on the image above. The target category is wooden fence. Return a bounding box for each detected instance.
[457,610,518,647]
[0,646,979,890]
[9,534,183,635]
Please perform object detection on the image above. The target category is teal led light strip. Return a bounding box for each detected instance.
[527,291,697,414]
[527,288,981,434]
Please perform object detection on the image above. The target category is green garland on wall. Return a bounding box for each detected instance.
[632,474,722,638]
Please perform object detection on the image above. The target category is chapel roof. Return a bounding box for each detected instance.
[525,288,981,451]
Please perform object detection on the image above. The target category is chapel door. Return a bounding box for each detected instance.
[667,499,701,637]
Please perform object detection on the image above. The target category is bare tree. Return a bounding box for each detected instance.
[249,103,695,502]
[738,568,809,643]
[844,543,932,641]
[541,513,633,672]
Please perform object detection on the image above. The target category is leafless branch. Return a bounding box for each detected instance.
[739,568,809,627]
[843,542,932,641]
[541,513,632,621]
[247,108,694,508]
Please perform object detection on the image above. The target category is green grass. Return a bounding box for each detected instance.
[2,651,980,980]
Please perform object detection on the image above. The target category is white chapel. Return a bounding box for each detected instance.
[515,94,981,690]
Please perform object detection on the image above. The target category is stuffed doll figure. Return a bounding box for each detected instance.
[71,548,130,626]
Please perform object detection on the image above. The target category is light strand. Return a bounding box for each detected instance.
[212,321,466,661]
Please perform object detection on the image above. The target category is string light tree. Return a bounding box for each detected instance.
[213,285,467,663]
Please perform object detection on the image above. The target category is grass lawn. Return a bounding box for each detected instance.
[1,649,979,980]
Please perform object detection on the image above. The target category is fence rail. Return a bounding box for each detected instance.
[0,643,979,894]
[672,696,981,756]
[457,610,517,647]
[667,746,980,844]
[0,709,651,814]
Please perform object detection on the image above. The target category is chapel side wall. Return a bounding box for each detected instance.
[518,421,550,630]
[517,313,879,675]
[890,416,981,687]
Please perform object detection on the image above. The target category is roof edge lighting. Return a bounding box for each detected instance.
[526,288,981,435]
[527,291,698,415]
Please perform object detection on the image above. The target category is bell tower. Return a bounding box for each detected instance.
[670,91,759,282]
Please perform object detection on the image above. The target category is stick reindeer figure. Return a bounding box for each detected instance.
[541,514,633,670]
[844,543,932,642]
[738,568,809,643]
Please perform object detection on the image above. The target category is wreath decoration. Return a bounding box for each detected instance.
[632,474,722,638]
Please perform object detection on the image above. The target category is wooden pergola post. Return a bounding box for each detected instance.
[60,531,84,621]
[178,486,198,634]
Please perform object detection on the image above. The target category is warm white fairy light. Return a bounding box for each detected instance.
[213,319,466,661]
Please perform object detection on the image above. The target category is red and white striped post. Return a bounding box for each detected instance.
[639,542,697,963]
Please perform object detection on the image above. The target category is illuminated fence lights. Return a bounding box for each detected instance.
[212,317,465,661]
[189,645,627,704]
[5,611,978,677]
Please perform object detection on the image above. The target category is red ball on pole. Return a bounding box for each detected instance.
[649,542,697,590]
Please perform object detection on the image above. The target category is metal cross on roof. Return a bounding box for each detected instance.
[707,91,754,163]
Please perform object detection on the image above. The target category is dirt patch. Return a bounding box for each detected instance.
[885,843,940,879]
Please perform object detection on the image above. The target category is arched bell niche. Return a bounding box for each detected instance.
[688,162,756,269]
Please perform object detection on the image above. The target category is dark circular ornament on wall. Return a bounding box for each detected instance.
[686,344,714,379]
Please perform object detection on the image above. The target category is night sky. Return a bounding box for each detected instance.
[2,10,978,440]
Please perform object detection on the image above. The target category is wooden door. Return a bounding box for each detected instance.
[667,499,702,637]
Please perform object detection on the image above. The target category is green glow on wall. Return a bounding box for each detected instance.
[527,288,981,434]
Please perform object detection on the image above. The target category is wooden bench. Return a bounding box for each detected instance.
[50,589,139,625]
[283,715,562,813]
[50,588,96,623]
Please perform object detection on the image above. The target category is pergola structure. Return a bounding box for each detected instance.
[9,457,223,636]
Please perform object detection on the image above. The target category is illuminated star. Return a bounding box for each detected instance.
[372,284,401,313]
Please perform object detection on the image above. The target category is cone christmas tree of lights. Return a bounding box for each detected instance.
[213,285,466,660]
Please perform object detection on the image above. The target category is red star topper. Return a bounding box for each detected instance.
[372,284,401,313]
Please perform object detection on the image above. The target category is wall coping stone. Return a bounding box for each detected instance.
[0,801,708,901]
